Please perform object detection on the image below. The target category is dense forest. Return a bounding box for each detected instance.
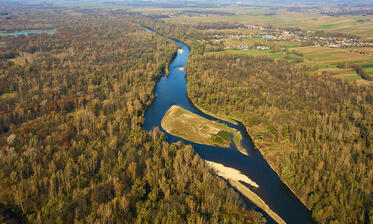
[0,9,266,223]
[186,52,373,223]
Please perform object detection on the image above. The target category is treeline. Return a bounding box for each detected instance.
[312,30,360,40]
[176,10,235,16]
[138,18,210,43]
[352,64,373,81]
[194,22,244,30]
[186,53,373,223]
[0,9,265,223]
[337,62,373,81]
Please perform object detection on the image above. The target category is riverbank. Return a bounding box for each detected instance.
[190,102,239,125]
[206,160,286,224]
[187,102,253,155]
[251,137,312,210]
[190,99,311,211]
[206,161,258,188]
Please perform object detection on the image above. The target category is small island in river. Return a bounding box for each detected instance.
[161,105,246,152]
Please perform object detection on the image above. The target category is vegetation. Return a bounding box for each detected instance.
[214,131,231,145]
[204,34,373,84]
[145,14,373,84]
[296,46,373,83]
[186,52,373,223]
[2,2,373,224]
[0,8,265,223]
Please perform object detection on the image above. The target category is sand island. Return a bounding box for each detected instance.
[161,105,247,154]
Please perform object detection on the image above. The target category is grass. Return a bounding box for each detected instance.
[362,64,373,68]
[224,48,287,59]
[225,48,263,57]
[343,75,362,79]
[313,24,336,29]
[215,130,231,142]
[211,130,231,145]
[269,54,283,59]
[286,54,301,59]
[0,92,19,100]
[161,105,247,154]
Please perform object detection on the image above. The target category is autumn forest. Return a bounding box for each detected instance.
[0,1,372,224]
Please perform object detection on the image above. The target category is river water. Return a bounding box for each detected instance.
[143,27,314,224]
[0,30,55,36]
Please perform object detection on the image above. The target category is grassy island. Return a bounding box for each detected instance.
[161,105,246,154]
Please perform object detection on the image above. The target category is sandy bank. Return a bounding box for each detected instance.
[206,161,258,188]
[206,160,286,224]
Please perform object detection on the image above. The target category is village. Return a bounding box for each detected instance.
[205,24,373,50]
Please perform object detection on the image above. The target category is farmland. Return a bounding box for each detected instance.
[137,5,373,84]
[161,7,373,39]
[202,31,373,84]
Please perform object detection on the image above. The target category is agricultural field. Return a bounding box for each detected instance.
[124,3,373,83]
[162,7,373,39]
[224,37,304,49]
[296,46,373,80]
[144,5,373,84]
[210,34,373,84]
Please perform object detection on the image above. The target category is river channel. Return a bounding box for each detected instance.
[0,30,55,36]
[143,27,314,224]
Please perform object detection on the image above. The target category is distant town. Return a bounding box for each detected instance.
[204,24,373,50]
[287,6,373,16]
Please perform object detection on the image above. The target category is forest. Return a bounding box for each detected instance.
[0,8,265,223]
[186,51,373,223]
[120,17,373,223]
[1,3,373,224]
[140,19,373,223]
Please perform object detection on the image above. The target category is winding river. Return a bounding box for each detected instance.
[143,27,314,224]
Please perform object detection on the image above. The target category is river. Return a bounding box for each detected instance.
[143,26,314,224]
[0,30,55,36]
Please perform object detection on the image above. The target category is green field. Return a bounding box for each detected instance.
[362,63,373,68]
[296,46,373,82]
